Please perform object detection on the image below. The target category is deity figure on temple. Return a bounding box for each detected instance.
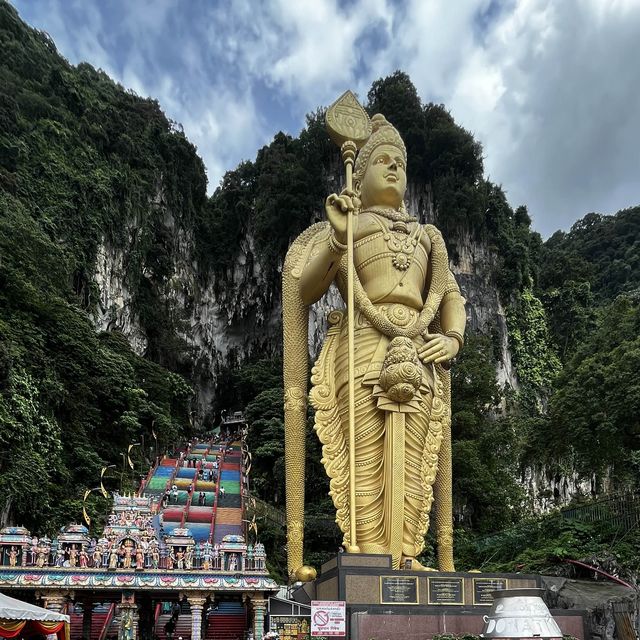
[92,545,102,568]
[202,545,212,571]
[30,537,38,564]
[54,546,65,567]
[8,547,18,567]
[108,547,119,570]
[79,548,89,568]
[36,546,47,568]
[151,545,160,570]
[122,544,133,569]
[185,546,193,570]
[283,104,466,576]
[135,547,144,570]
[68,545,78,568]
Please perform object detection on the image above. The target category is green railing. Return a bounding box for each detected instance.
[561,490,640,532]
[246,494,286,528]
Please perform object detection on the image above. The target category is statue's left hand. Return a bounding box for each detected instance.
[418,333,459,364]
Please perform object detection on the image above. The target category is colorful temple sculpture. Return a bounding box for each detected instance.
[0,436,277,640]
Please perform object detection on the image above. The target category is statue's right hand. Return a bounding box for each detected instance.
[325,189,358,243]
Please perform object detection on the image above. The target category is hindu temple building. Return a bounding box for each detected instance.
[0,436,278,640]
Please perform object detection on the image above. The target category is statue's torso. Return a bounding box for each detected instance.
[343,211,430,309]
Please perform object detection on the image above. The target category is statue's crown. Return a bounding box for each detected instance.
[354,114,407,182]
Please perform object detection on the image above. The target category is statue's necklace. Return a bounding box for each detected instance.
[364,207,420,271]
[363,206,417,224]
[339,225,450,340]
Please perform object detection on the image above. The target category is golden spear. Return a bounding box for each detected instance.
[325,91,372,553]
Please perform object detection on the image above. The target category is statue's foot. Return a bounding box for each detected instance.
[401,556,437,571]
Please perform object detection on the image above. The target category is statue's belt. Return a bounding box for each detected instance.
[353,302,421,331]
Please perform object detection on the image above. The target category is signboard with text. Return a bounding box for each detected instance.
[427,576,464,605]
[473,577,508,605]
[311,601,346,637]
[380,575,419,604]
[269,615,311,640]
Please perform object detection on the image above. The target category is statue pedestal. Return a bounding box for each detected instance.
[291,554,587,640]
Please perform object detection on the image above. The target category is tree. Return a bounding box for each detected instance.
[547,296,640,484]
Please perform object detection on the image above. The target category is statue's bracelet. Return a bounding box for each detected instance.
[328,231,347,254]
[445,330,464,351]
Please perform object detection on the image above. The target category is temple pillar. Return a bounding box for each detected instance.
[82,598,93,639]
[187,593,207,640]
[137,594,154,640]
[118,592,138,640]
[251,597,267,640]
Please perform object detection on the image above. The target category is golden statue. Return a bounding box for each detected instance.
[283,92,466,579]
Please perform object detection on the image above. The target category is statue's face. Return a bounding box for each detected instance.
[360,143,407,209]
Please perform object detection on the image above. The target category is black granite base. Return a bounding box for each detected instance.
[290,554,587,640]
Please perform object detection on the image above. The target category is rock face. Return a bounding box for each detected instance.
[94,241,148,356]
[521,467,606,513]
[406,182,518,390]
[91,180,518,420]
[543,576,639,640]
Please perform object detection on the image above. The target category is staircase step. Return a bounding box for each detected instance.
[206,612,246,640]
[214,508,242,524]
[218,494,242,509]
[212,524,243,543]
[69,611,111,640]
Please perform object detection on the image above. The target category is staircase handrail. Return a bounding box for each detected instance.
[183,460,199,526]
[166,458,180,495]
[138,458,158,497]
[208,493,218,545]
[561,489,640,530]
[97,603,116,640]
[209,445,226,544]
[182,489,192,527]
[246,493,286,528]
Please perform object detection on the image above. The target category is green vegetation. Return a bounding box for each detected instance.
[0,3,199,532]
[456,509,640,579]
[540,208,640,302]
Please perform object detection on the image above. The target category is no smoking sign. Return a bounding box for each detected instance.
[310,600,346,637]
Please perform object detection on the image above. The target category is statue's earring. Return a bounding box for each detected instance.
[353,181,362,210]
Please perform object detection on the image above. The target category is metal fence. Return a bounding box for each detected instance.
[246,494,287,528]
[561,490,640,532]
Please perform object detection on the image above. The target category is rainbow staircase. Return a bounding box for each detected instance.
[144,443,224,541]
[143,440,250,640]
[213,443,243,544]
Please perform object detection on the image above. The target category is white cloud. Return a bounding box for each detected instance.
[452,0,640,234]
[11,0,640,234]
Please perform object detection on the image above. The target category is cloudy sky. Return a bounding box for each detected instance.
[11,0,640,237]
